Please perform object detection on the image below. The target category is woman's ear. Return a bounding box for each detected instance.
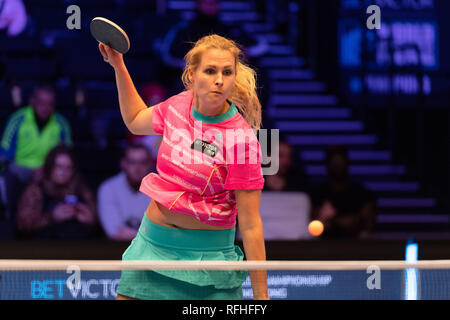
[188,68,194,83]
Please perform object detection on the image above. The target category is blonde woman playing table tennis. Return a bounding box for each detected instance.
[98,34,268,300]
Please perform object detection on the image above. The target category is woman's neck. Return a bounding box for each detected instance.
[194,95,229,116]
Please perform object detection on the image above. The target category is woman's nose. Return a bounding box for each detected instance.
[215,74,223,86]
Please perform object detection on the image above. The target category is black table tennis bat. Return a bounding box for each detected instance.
[90,17,130,54]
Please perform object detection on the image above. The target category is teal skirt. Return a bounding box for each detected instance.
[116,214,247,300]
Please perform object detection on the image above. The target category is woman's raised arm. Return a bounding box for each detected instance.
[99,43,159,135]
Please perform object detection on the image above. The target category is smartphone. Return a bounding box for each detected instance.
[64,195,78,204]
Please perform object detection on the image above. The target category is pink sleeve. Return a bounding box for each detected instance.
[224,140,265,190]
[151,102,165,134]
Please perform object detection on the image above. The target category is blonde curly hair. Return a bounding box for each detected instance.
[181,34,262,130]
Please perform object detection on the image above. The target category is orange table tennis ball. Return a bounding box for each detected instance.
[308,220,324,236]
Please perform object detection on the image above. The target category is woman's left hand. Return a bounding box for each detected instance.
[75,203,95,225]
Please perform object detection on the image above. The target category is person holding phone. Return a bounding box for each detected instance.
[16,145,97,239]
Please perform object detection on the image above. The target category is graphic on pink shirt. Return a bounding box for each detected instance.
[139,90,264,227]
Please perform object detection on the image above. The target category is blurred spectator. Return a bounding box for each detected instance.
[127,83,165,159]
[16,145,98,239]
[309,146,377,238]
[159,0,268,91]
[263,140,306,191]
[97,143,154,241]
[0,84,72,222]
[0,83,72,181]
[0,0,27,37]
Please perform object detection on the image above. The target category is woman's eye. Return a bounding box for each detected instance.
[224,70,233,75]
[205,69,215,74]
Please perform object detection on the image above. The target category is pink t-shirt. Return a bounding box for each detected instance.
[139,90,264,227]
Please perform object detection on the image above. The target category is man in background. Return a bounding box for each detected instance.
[309,145,377,238]
[0,84,72,181]
[0,84,72,229]
[159,0,268,93]
[97,143,155,241]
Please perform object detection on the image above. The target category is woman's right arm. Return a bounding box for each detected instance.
[99,43,159,135]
